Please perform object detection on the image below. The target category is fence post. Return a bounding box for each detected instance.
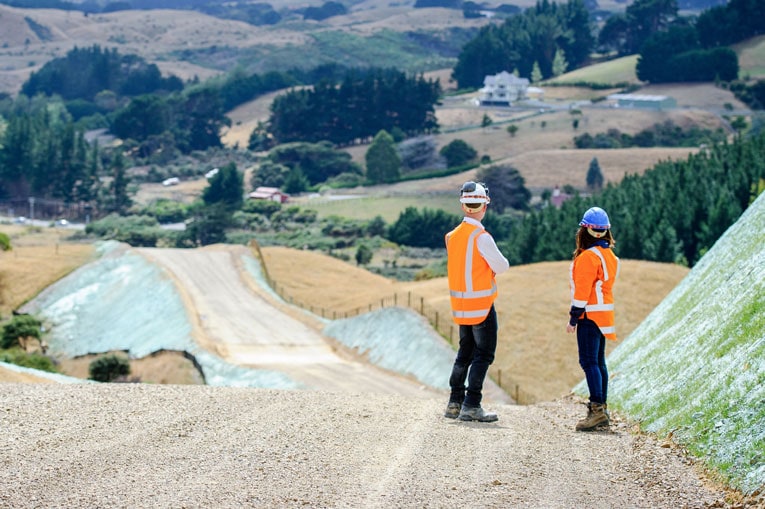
[434,311,438,330]
[408,292,411,307]
[394,293,397,306]
[420,297,424,314]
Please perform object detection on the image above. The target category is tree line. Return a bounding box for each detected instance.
[452,0,593,88]
[0,96,134,215]
[493,132,765,267]
[268,69,441,146]
[573,120,727,149]
[622,0,763,83]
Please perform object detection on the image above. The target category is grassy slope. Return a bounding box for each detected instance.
[587,192,765,494]
[545,54,640,85]
[734,34,765,79]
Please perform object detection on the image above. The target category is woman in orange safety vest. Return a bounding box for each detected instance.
[566,206,619,432]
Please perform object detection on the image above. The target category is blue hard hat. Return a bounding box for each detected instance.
[579,207,610,229]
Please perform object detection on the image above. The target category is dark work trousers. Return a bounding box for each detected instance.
[577,318,608,404]
[448,305,498,408]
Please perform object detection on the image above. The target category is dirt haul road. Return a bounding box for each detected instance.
[137,246,443,397]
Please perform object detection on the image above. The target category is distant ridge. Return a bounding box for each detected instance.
[592,191,765,494]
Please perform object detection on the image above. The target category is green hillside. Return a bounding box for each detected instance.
[580,191,764,494]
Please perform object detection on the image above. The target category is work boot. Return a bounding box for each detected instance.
[575,402,609,431]
[458,405,498,422]
[444,402,461,419]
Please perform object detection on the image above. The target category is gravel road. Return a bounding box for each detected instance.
[0,246,737,507]
[0,383,727,508]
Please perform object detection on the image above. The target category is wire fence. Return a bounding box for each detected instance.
[248,239,536,405]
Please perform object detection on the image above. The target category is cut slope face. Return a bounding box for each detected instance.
[597,192,765,494]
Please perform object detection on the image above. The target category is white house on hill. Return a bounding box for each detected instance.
[479,71,529,106]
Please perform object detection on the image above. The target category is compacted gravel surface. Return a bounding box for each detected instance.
[0,383,729,508]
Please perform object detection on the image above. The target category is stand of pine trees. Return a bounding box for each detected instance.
[268,69,441,145]
[497,133,765,267]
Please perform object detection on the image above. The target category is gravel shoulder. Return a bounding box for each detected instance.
[0,384,728,508]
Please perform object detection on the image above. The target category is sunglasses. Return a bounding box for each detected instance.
[460,181,489,194]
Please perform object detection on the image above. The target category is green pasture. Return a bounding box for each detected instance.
[735,35,765,79]
[545,54,640,86]
[229,29,465,75]
[297,193,460,223]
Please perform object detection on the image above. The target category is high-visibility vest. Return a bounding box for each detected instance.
[570,245,620,340]
[446,221,498,325]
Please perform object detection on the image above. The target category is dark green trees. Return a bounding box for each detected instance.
[476,164,531,213]
[21,45,182,102]
[587,158,604,192]
[387,207,460,248]
[496,133,765,267]
[439,139,477,168]
[269,69,441,145]
[637,26,739,83]
[89,354,131,383]
[0,99,96,204]
[452,0,594,88]
[366,131,401,184]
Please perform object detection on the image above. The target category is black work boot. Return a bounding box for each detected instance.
[444,402,461,419]
[458,405,498,422]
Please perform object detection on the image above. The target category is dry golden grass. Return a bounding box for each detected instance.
[261,246,689,402]
[0,225,96,316]
[57,351,204,385]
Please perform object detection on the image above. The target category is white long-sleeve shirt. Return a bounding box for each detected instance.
[462,217,509,275]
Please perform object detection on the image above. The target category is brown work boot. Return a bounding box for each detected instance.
[575,402,609,431]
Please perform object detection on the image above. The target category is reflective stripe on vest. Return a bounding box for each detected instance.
[570,245,619,340]
[446,222,497,325]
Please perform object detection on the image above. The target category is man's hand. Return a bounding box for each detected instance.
[566,323,576,334]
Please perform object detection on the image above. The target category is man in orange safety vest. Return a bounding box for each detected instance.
[443,181,509,422]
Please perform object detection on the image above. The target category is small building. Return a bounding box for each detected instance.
[248,186,289,203]
[550,186,572,208]
[606,93,676,111]
[478,71,529,106]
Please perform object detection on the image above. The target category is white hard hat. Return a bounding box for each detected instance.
[460,181,490,204]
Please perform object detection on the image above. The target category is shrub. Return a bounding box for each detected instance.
[89,353,131,382]
[0,232,11,251]
[0,350,57,373]
[439,139,477,168]
[1,315,42,349]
